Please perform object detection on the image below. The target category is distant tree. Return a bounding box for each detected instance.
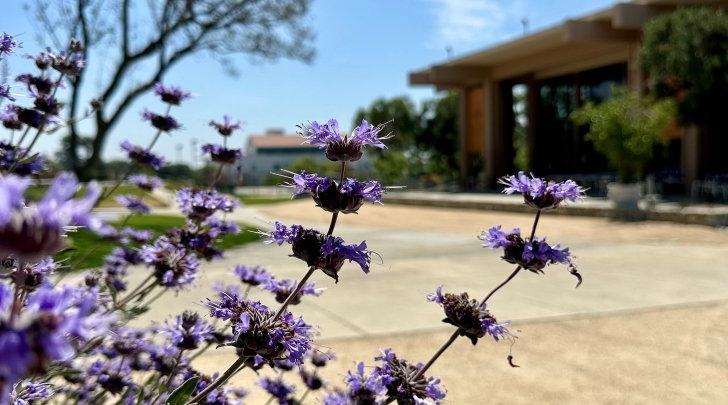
[29,0,315,179]
[641,7,728,126]
[354,93,459,186]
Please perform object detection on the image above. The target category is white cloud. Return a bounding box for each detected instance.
[428,0,525,53]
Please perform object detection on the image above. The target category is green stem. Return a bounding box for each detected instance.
[186,357,246,404]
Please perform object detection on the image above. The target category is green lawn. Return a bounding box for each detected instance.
[237,194,292,205]
[27,184,166,207]
[57,214,260,270]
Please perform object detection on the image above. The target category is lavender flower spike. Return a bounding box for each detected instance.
[499,172,585,210]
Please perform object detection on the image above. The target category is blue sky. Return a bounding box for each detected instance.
[1,0,615,164]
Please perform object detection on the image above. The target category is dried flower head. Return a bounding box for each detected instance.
[427,287,510,345]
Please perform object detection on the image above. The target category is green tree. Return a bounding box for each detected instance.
[353,92,459,185]
[641,7,728,126]
[571,88,675,183]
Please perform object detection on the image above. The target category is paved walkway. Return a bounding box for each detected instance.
[125,200,728,403]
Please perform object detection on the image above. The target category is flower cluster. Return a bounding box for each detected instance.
[202,143,242,165]
[374,349,446,404]
[209,115,242,136]
[500,172,585,210]
[129,174,163,191]
[287,170,385,213]
[161,311,214,351]
[120,140,166,170]
[480,225,573,274]
[154,83,192,105]
[0,285,112,390]
[142,108,181,132]
[261,277,324,305]
[140,236,201,289]
[206,286,313,368]
[267,221,371,281]
[302,119,390,161]
[177,187,238,221]
[427,286,510,345]
[0,141,45,175]
[233,264,273,287]
[0,173,101,260]
[0,32,17,56]
[324,362,385,405]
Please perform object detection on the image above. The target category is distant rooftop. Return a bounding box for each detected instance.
[247,129,317,150]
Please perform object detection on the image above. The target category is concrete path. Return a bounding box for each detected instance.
[121,200,728,403]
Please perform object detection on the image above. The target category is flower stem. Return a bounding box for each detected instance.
[411,208,544,380]
[186,357,247,404]
[271,266,315,322]
[109,274,155,312]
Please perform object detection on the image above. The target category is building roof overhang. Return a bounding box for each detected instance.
[410,0,726,87]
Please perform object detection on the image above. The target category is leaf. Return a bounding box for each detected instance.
[165,376,199,405]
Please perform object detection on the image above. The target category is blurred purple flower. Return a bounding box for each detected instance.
[140,237,200,289]
[258,377,295,402]
[116,195,150,214]
[128,174,163,191]
[261,277,323,305]
[120,141,166,170]
[0,33,17,56]
[201,143,242,164]
[142,108,180,132]
[161,311,214,351]
[209,115,242,136]
[153,82,191,105]
[0,173,101,260]
[177,188,238,220]
[232,265,272,287]
[0,84,14,101]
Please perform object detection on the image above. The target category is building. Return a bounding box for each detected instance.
[239,129,322,185]
[410,0,727,193]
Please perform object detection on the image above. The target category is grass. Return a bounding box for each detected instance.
[27,184,166,207]
[237,194,292,205]
[57,214,260,270]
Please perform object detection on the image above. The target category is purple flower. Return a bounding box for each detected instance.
[161,311,214,351]
[142,108,180,132]
[209,115,242,136]
[11,382,54,404]
[324,362,385,405]
[140,237,200,289]
[300,368,325,390]
[120,227,154,243]
[1,106,22,130]
[265,222,372,281]
[0,285,113,395]
[50,50,85,76]
[0,84,14,101]
[0,173,102,260]
[310,350,336,367]
[201,143,242,164]
[16,257,58,291]
[15,74,54,95]
[86,359,136,395]
[286,171,385,214]
[427,286,510,344]
[259,377,295,401]
[261,277,324,305]
[0,142,45,175]
[15,107,50,129]
[191,375,247,404]
[116,195,150,214]
[0,33,17,56]
[128,174,163,191]
[479,226,578,277]
[28,50,53,70]
[232,265,272,287]
[205,288,313,368]
[120,140,166,170]
[374,349,446,404]
[153,82,191,105]
[177,188,238,220]
[499,172,586,210]
[302,119,390,162]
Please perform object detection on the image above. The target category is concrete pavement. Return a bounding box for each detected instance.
[124,200,728,403]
